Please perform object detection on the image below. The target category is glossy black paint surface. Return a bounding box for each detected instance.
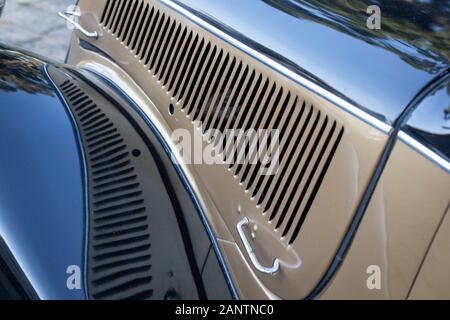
[0,47,87,299]
[176,0,449,124]
[0,45,233,300]
[404,75,450,160]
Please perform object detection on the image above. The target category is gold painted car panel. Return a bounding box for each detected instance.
[66,0,449,299]
[321,141,450,299]
[409,205,450,299]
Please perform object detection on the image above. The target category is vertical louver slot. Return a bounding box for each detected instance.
[99,0,345,245]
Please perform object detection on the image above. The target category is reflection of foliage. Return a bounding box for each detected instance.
[0,49,53,95]
[264,0,449,73]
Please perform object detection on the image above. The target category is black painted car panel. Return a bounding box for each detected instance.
[0,45,232,300]
[175,0,449,124]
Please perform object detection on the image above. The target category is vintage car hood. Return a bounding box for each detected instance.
[174,0,449,124]
[0,46,87,299]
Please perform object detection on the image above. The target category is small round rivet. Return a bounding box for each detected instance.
[132,149,141,157]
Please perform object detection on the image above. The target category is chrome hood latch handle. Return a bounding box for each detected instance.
[58,10,98,39]
[237,217,280,275]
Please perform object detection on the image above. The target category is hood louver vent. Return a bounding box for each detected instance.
[100,0,344,244]
[55,73,208,300]
[60,79,154,300]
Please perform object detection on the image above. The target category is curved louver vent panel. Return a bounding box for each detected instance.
[99,0,344,244]
[60,79,154,299]
[54,73,205,300]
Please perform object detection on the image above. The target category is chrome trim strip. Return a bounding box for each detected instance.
[160,0,392,134]
[44,64,90,300]
[398,131,450,173]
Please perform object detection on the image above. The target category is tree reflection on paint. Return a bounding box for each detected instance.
[264,0,449,73]
[0,49,53,95]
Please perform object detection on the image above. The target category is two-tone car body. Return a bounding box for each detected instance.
[0,0,449,299]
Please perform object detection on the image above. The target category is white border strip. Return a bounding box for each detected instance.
[398,131,450,173]
[160,0,392,134]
